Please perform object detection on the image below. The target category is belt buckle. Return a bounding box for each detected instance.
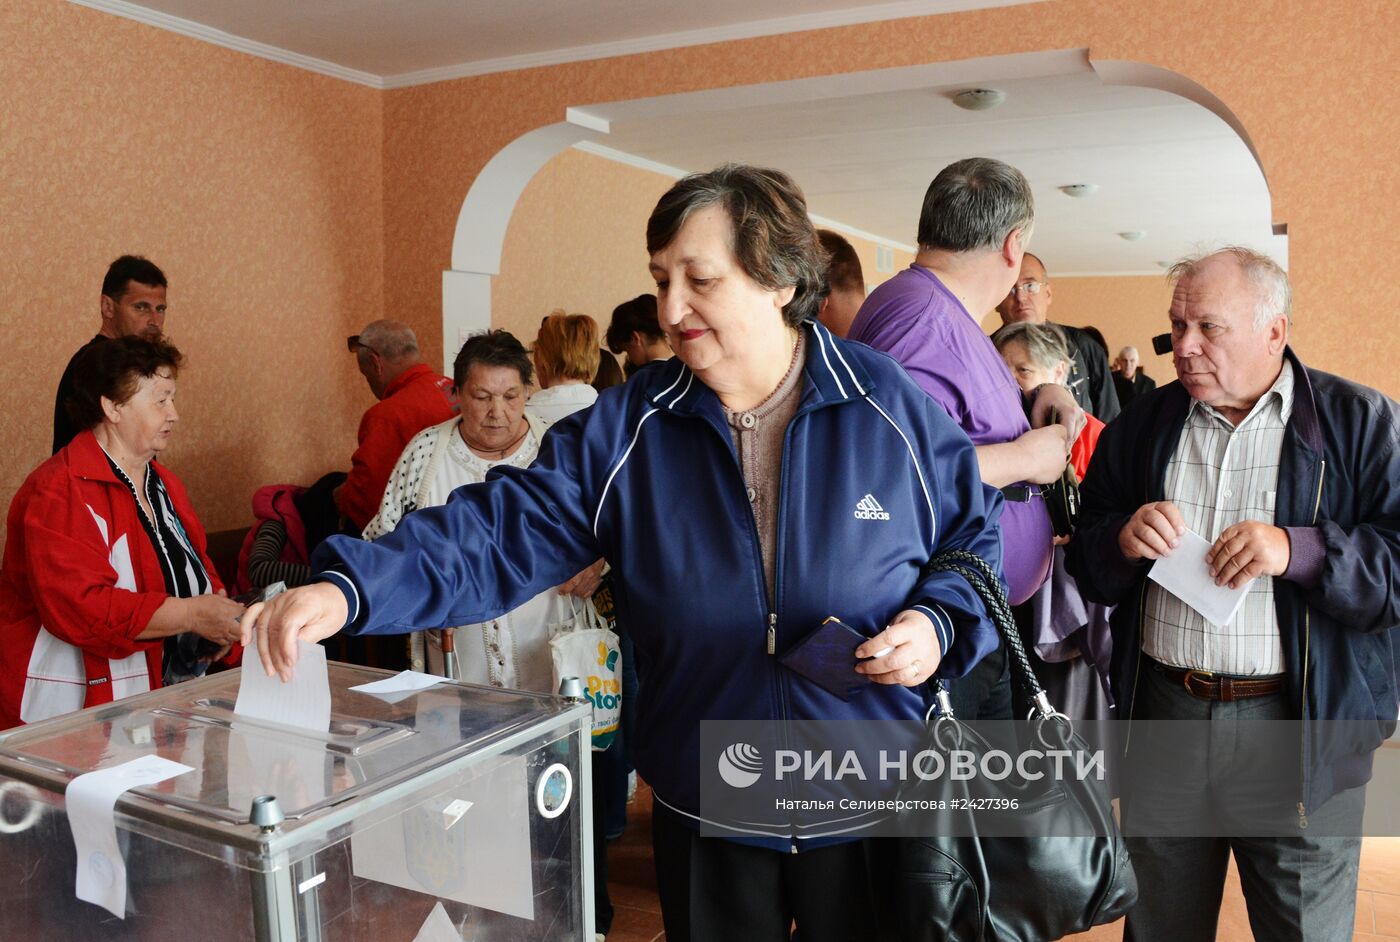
[1183,668,1215,696]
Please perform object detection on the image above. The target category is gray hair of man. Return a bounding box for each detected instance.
[991,321,1071,372]
[357,319,421,360]
[1167,246,1292,330]
[916,157,1035,253]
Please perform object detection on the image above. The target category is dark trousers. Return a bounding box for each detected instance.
[651,807,881,942]
[1121,662,1363,942]
[591,750,614,934]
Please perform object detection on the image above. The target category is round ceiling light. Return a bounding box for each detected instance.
[1118,230,1147,241]
[952,89,1006,111]
[1059,184,1099,198]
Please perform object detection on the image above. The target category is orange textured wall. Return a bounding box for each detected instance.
[383,0,1400,397]
[1039,274,1176,380]
[978,273,1177,378]
[492,148,914,355]
[1,0,383,538]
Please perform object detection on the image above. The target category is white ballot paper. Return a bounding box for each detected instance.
[66,755,194,918]
[350,670,446,704]
[1147,529,1256,625]
[235,634,332,733]
[413,902,463,942]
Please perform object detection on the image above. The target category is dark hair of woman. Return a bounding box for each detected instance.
[646,163,826,327]
[67,335,183,431]
[452,329,533,390]
[592,350,626,392]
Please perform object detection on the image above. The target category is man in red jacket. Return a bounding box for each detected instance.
[337,321,457,533]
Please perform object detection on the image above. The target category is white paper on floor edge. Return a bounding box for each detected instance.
[1147,528,1256,625]
[67,755,194,918]
[413,902,463,942]
[235,632,331,733]
[349,670,446,703]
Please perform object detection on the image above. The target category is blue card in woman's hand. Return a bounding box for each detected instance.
[777,616,873,701]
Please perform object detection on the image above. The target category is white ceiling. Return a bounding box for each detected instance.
[73,2,1284,275]
[578,55,1285,274]
[73,0,1035,86]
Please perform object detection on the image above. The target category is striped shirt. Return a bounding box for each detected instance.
[103,451,214,683]
[1143,360,1294,675]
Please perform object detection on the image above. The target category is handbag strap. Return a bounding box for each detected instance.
[923,548,1060,721]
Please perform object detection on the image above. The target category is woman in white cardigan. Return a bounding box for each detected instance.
[363,329,603,689]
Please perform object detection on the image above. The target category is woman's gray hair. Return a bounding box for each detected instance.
[917,157,1035,253]
[991,321,1070,372]
[646,163,826,327]
[1168,246,1291,329]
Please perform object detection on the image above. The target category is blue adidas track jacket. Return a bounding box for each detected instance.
[315,320,1003,850]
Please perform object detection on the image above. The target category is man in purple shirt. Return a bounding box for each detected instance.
[849,157,1078,717]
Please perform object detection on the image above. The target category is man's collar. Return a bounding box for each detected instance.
[1188,359,1294,427]
[381,361,432,398]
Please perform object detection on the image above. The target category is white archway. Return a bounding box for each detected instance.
[440,110,606,372]
[443,49,1276,368]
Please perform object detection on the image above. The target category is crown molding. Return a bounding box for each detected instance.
[572,141,690,181]
[808,214,917,256]
[67,0,384,87]
[572,142,916,253]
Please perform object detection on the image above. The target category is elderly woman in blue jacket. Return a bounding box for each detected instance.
[244,164,1003,941]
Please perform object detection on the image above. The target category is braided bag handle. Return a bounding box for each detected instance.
[924,548,1056,718]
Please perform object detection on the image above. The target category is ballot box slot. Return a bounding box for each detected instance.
[152,698,416,756]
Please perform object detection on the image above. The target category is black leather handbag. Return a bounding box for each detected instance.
[1039,462,1081,539]
[882,549,1137,942]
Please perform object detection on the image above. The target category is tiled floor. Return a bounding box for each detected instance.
[600,784,1400,941]
[601,782,664,942]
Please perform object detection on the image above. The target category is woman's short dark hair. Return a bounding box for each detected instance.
[453,330,533,390]
[605,294,662,352]
[646,164,825,328]
[67,336,183,431]
[592,350,626,392]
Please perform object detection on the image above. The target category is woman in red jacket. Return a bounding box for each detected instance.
[0,337,243,728]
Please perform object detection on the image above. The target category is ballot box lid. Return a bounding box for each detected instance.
[0,661,587,855]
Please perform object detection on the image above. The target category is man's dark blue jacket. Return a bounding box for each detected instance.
[1068,348,1400,814]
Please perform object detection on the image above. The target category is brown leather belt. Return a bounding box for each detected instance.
[1156,664,1284,701]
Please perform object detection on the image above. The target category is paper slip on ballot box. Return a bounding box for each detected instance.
[0,662,594,941]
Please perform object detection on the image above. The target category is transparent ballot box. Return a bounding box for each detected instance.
[0,663,594,940]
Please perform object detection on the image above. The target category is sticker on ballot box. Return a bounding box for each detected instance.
[350,756,535,920]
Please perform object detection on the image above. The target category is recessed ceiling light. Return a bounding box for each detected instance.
[1118,230,1147,241]
[1059,184,1099,198]
[952,89,1006,111]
